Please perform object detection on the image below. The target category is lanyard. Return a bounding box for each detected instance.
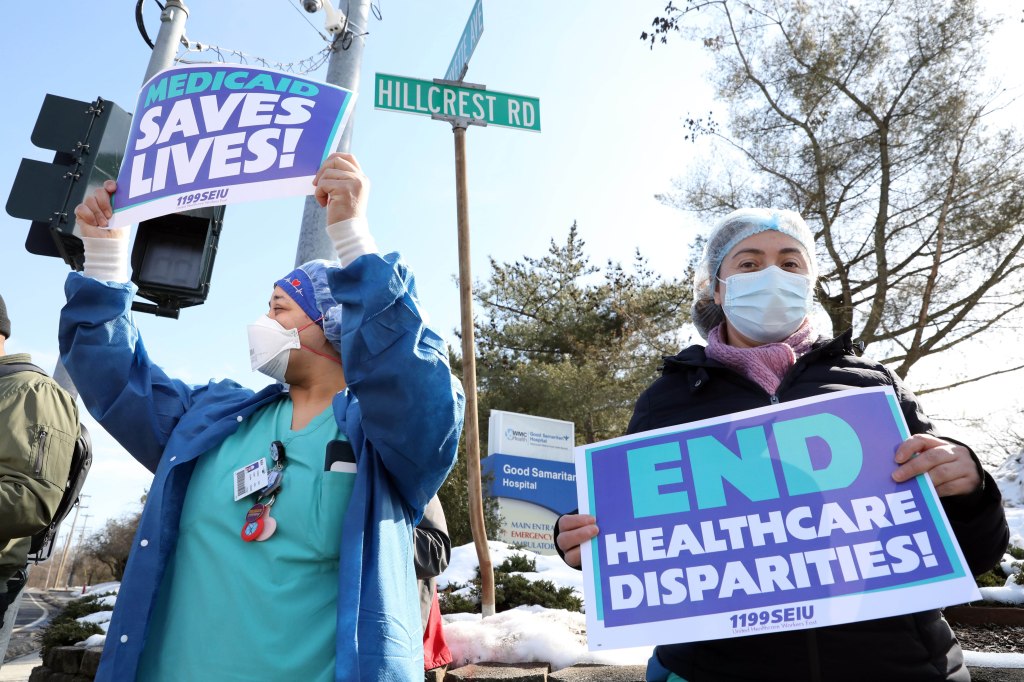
[240,440,288,542]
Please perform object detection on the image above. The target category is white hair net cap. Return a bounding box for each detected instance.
[691,208,817,339]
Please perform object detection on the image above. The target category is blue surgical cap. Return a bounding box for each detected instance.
[691,208,818,339]
[275,259,343,348]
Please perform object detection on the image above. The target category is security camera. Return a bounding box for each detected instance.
[302,0,346,35]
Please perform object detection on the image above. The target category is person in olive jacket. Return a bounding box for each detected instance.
[0,293,78,624]
[555,209,1009,682]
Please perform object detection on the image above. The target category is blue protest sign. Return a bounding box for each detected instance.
[576,387,979,649]
[109,64,355,228]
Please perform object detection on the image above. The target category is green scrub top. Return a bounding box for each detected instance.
[137,397,355,681]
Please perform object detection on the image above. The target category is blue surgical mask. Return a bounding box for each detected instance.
[719,266,812,343]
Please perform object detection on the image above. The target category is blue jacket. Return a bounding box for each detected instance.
[58,253,465,681]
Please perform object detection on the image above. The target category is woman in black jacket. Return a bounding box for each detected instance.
[554,209,1009,682]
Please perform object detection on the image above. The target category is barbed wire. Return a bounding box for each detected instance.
[173,36,334,75]
[136,0,379,75]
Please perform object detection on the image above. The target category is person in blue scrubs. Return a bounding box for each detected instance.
[61,153,465,681]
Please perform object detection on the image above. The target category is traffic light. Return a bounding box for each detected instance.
[7,94,132,270]
[8,92,226,319]
[130,205,225,319]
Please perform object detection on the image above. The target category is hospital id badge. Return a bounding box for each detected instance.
[233,458,269,501]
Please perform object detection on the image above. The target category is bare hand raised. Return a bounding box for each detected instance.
[313,152,369,226]
[73,180,129,240]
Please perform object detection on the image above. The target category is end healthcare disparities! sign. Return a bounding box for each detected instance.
[576,387,979,650]
[108,64,355,228]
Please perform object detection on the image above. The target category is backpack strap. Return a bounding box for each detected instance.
[0,362,48,379]
[28,424,93,561]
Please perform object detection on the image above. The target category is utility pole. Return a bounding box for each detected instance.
[53,496,88,592]
[295,0,372,265]
[66,515,92,590]
[144,0,188,82]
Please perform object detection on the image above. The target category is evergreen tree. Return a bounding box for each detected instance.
[473,222,691,444]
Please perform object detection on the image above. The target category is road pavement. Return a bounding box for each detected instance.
[0,651,40,682]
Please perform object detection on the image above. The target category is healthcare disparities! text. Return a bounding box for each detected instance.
[575,387,979,649]
[109,65,355,228]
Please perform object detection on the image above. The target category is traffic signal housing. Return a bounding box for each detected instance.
[8,92,226,318]
[130,205,225,319]
[7,94,132,270]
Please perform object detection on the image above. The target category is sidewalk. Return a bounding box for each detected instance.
[0,650,41,682]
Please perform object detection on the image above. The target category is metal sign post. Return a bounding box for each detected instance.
[450,118,495,616]
[373,0,540,617]
[375,71,541,617]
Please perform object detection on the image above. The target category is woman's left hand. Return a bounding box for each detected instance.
[313,152,369,226]
[891,434,981,497]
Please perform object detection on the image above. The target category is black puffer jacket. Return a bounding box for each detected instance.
[623,331,1008,682]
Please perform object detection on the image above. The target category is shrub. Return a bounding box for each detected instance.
[975,569,1006,588]
[974,543,1024,591]
[438,553,583,615]
[36,593,113,657]
[38,620,103,658]
[500,553,536,574]
[439,585,478,614]
[51,594,112,624]
[495,574,582,612]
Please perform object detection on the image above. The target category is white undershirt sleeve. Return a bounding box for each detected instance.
[326,216,378,267]
[82,236,131,283]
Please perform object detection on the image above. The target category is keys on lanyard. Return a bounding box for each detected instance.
[240,441,287,543]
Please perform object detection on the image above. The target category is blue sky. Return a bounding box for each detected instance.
[1,1,1021,540]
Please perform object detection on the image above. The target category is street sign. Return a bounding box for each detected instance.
[444,0,484,82]
[374,73,540,132]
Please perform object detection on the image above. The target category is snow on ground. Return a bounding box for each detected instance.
[994,452,1023,508]
[444,605,653,670]
[438,540,655,669]
[964,651,1024,669]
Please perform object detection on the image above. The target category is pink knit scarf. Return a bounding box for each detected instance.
[705,320,818,395]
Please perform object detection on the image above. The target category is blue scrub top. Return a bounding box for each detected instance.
[137,397,354,681]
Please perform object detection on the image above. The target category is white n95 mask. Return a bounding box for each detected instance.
[247,315,302,383]
[720,266,813,343]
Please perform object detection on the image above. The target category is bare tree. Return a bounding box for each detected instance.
[646,0,1024,379]
[81,512,141,582]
